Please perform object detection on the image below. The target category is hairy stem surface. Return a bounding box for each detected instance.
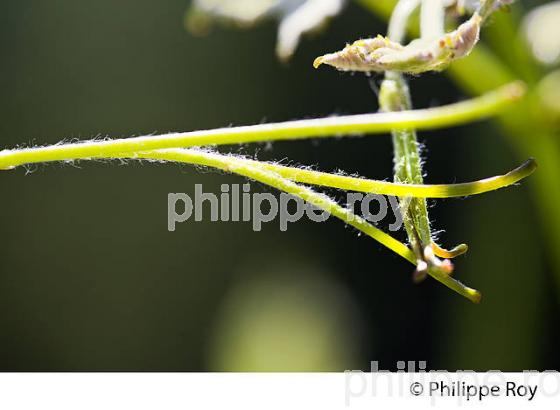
[0,83,523,171]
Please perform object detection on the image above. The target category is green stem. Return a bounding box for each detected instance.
[380,73,433,253]
[0,82,523,171]
[382,0,432,257]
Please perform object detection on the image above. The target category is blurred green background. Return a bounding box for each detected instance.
[0,0,558,371]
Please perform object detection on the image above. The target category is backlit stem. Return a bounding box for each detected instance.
[381,0,433,257]
[0,82,524,171]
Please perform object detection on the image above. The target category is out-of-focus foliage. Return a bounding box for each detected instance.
[207,263,362,371]
[537,70,560,122]
[186,0,347,60]
[522,1,560,65]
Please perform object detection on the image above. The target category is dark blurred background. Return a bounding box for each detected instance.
[0,0,558,371]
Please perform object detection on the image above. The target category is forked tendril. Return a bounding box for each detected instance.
[124,148,483,303]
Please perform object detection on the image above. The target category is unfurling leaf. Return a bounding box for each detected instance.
[314,12,482,73]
